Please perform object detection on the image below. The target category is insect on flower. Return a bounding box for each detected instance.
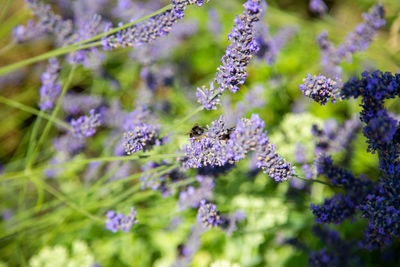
[188,124,206,140]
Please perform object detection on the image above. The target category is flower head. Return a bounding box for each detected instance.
[105,207,138,233]
[70,109,102,138]
[39,58,61,111]
[197,200,224,228]
[299,73,341,105]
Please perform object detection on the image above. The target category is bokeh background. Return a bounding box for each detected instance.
[1,0,400,266]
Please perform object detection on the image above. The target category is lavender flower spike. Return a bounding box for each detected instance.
[123,124,161,155]
[39,58,61,111]
[105,207,138,233]
[70,109,102,138]
[197,200,224,228]
[102,0,207,50]
[215,0,262,94]
[196,82,220,110]
[256,135,294,182]
[197,0,263,109]
[22,0,75,45]
[299,73,341,105]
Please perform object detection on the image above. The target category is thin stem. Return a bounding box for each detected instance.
[0,42,98,76]
[0,95,71,130]
[0,4,173,76]
[0,153,183,182]
[37,178,103,223]
[163,106,203,135]
[75,4,172,47]
[27,65,76,170]
[293,174,336,187]
[0,41,15,56]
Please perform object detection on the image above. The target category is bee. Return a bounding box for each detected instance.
[188,124,206,140]
[219,127,235,141]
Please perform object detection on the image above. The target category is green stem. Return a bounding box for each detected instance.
[0,4,173,76]
[0,42,97,76]
[0,95,71,130]
[0,41,15,56]
[162,106,203,135]
[27,66,76,170]
[0,153,183,182]
[74,4,172,47]
[293,174,335,187]
[37,179,103,223]
[0,0,12,23]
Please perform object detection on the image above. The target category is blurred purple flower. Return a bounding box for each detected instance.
[105,207,138,233]
[309,0,328,16]
[39,58,61,111]
[70,109,103,138]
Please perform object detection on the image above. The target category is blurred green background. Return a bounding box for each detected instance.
[1,0,400,266]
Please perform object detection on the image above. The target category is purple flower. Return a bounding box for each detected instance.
[309,0,328,16]
[102,0,207,50]
[39,58,61,111]
[23,0,75,46]
[317,5,385,76]
[182,114,294,182]
[70,109,102,138]
[13,20,46,43]
[207,8,222,37]
[299,73,341,105]
[256,24,298,65]
[122,123,161,155]
[196,82,221,110]
[53,133,86,154]
[197,0,263,109]
[215,0,262,93]
[105,207,138,233]
[197,200,224,228]
[62,93,103,115]
[337,4,385,59]
[363,113,397,144]
[255,135,293,182]
[178,176,215,210]
[67,14,103,65]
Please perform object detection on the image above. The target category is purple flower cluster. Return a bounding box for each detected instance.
[255,23,297,65]
[311,155,373,224]
[70,109,103,138]
[299,73,341,105]
[196,200,224,228]
[303,71,400,249]
[317,4,385,76]
[67,14,103,65]
[123,124,160,155]
[340,71,400,177]
[196,0,263,110]
[39,58,61,111]
[182,114,293,182]
[105,207,138,233]
[309,0,328,16]
[102,0,207,50]
[12,20,46,43]
[308,226,361,267]
[62,93,103,115]
[311,117,362,155]
[19,0,75,45]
